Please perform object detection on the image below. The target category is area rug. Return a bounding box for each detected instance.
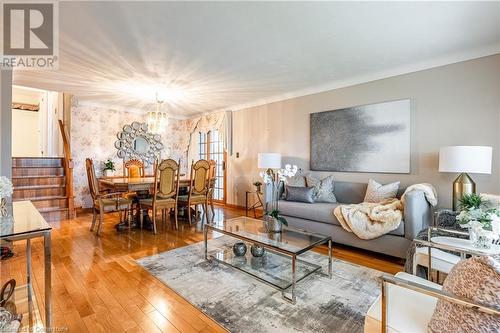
[136,236,383,333]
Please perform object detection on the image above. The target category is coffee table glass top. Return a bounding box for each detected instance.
[207,216,331,255]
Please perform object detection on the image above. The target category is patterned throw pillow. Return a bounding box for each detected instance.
[305,175,337,203]
[363,179,400,203]
[428,255,500,333]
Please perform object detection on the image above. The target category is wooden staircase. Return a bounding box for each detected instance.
[12,157,74,221]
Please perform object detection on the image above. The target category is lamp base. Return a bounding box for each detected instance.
[452,173,476,211]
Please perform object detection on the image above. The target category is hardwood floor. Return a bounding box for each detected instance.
[0,205,403,332]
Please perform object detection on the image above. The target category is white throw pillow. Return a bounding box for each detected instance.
[364,179,400,203]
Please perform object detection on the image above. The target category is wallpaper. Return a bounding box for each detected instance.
[71,97,195,208]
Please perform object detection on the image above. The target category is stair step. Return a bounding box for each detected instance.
[12,176,65,187]
[14,185,65,190]
[12,157,63,168]
[13,186,65,200]
[12,167,64,177]
[15,196,68,209]
[38,208,69,222]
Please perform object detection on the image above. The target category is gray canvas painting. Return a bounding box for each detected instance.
[310,99,410,173]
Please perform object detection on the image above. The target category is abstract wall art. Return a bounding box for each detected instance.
[310,99,411,173]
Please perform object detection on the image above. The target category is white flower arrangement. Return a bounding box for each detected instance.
[259,164,298,185]
[0,176,13,199]
[456,207,500,240]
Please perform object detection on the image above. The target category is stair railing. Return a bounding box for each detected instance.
[58,119,75,218]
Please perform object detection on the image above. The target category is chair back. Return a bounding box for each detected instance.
[189,159,210,195]
[124,159,145,178]
[85,158,100,200]
[208,160,217,199]
[152,159,180,200]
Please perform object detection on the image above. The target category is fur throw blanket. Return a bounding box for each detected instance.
[334,183,438,240]
[334,199,403,240]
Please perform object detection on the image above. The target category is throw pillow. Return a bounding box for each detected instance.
[428,254,500,333]
[363,179,400,203]
[305,175,337,203]
[279,175,306,199]
[285,186,315,204]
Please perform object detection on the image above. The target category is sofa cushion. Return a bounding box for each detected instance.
[279,200,339,225]
[278,200,405,236]
[334,181,368,204]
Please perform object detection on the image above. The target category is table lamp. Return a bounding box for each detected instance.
[257,153,282,170]
[439,146,492,210]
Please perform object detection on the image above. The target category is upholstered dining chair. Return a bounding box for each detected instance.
[123,158,145,178]
[139,159,180,234]
[206,160,217,220]
[85,158,132,236]
[178,159,210,225]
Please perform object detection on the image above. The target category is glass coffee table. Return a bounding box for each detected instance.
[203,216,332,303]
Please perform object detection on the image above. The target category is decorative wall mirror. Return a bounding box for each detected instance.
[115,122,164,166]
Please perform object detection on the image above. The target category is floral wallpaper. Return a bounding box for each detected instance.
[71,97,195,208]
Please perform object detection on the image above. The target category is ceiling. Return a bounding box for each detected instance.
[13,1,500,118]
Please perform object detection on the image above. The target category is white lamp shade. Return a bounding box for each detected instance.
[258,153,281,169]
[439,146,492,174]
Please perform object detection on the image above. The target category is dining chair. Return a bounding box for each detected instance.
[206,160,217,220]
[178,159,210,226]
[139,159,180,234]
[123,158,145,178]
[85,158,132,236]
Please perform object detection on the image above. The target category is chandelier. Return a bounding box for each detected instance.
[147,93,168,134]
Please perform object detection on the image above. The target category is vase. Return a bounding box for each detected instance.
[469,226,493,249]
[0,198,7,218]
[232,242,247,256]
[250,243,265,257]
[263,215,282,233]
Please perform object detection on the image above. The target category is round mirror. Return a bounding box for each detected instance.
[132,122,141,130]
[133,136,149,154]
[141,123,148,132]
[123,125,133,133]
[117,150,126,158]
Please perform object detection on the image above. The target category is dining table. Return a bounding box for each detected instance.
[98,176,193,230]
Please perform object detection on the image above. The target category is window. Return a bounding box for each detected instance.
[199,130,226,202]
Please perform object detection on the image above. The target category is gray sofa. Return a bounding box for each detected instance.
[278,181,432,258]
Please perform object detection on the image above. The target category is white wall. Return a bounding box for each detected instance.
[12,109,41,156]
[226,55,500,209]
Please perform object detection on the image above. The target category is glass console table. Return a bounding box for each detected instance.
[0,201,52,330]
[204,216,332,304]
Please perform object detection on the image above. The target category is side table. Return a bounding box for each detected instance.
[245,190,263,218]
[0,201,52,330]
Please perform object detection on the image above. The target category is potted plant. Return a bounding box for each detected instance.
[102,159,116,177]
[260,164,298,233]
[253,181,262,193]
[0,176,13,218]
[456,194,500,249]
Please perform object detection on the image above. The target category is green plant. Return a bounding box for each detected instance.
[459,193,487,211]
[265,209,288,226]
[103,159,116,172]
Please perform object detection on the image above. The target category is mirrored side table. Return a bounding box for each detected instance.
[0,201,52,330]
[414,226,500,281]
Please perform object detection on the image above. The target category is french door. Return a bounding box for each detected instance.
[199,129,226,203]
